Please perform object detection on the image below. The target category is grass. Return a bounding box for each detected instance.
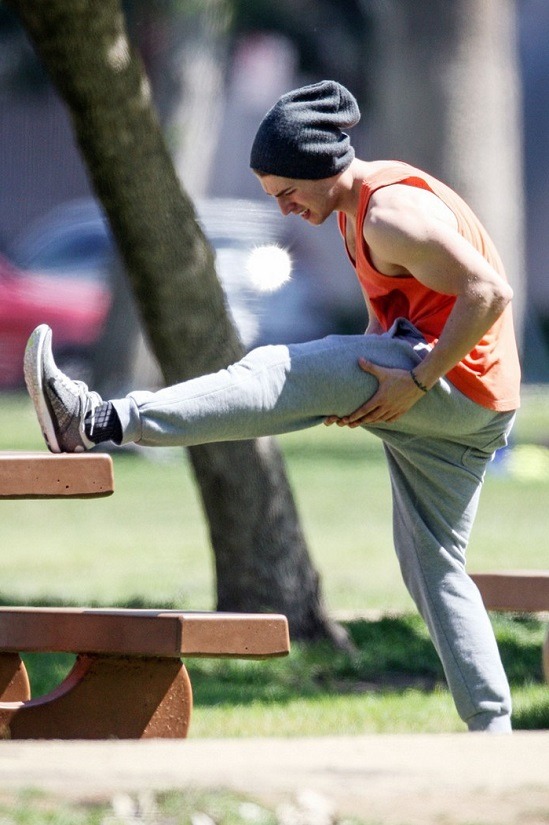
[1,388,549,736]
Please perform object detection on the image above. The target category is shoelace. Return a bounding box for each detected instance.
[51,371,91,418]
[53,369,90,396]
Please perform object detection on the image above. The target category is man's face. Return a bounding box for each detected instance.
[256,173,340,226]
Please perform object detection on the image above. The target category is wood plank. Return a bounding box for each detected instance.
[0,452,114,498]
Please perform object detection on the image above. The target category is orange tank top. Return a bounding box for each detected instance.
[337,161,521,411]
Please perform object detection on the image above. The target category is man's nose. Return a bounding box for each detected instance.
[277,197,292,216]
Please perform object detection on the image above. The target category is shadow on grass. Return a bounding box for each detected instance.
[2,593,546,730]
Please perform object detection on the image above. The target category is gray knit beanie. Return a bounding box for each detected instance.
[250,80,361,180]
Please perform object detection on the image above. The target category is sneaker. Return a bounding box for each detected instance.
[24,324,103,453]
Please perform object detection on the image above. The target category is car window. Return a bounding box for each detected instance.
[26,233,111,273]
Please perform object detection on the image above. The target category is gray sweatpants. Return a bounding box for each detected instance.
[113,319,515,732]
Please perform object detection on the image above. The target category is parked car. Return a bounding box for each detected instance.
[0,252,110,389]
[9,199,112,286]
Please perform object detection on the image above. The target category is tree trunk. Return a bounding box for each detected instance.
[8,0,347,645]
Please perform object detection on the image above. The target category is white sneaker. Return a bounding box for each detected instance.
[24,324,103,453]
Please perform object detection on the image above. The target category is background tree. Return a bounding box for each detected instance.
[364,0,525,345]
[5,0,349,646]
[230,0,371,101]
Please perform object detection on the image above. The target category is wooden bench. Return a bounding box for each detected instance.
[471,571,549,684]
[0,607,290,739]
[0,452,290,739]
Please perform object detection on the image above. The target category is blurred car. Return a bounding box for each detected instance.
[0,252,110,389]
[4,196,331,389]
[9,199,112,286]
[195,197,330,347]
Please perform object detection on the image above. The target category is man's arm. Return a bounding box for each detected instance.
[329,185,513,427]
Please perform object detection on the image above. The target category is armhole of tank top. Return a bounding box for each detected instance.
[338,210,357,265]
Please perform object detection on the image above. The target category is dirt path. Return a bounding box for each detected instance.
[1,732,548,824]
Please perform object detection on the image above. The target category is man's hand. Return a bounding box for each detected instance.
[324,359,426,427]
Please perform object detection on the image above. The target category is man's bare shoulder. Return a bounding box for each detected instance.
[362,183,460,273]
[363,185,425,250]
[366,183,458,233]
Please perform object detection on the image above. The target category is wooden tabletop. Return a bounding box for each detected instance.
[0,452,114,498]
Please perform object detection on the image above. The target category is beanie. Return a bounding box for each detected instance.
[249,80,361,180]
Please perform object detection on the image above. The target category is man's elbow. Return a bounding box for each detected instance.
[474,279,513,319]
[495,281,514,313]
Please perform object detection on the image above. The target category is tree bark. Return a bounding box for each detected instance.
[8,0,347,645]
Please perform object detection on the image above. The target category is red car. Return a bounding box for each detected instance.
[0,253,109,389]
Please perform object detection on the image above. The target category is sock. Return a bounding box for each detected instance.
[84,402,122,445]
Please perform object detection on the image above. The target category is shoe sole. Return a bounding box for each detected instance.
[24,324,61,453]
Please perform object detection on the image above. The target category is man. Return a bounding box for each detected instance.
[24,80,520,732]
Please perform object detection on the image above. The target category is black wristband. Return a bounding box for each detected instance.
[410,369,429,393]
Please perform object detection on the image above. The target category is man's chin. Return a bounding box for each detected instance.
[305,213,325,226]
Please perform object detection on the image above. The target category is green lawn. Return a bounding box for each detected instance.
[1,388,548,735]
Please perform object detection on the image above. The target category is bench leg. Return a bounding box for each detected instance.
[0,653,31,702]
[0,653,192,739]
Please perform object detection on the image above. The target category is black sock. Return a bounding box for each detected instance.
[84,402,122,445]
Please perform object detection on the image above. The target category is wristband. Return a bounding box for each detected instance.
[410,369,429,393]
